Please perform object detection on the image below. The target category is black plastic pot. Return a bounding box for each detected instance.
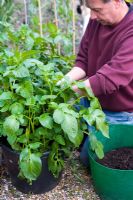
[2,144,62,194]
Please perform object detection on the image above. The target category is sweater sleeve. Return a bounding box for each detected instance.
[89,34,133,96]
[74,22,90,72]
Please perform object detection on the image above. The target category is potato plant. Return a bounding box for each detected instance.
[0,24,109,184]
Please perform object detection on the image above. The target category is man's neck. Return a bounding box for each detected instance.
[116,2,129,24]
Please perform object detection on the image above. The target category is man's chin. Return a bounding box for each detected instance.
[99,20,108,25]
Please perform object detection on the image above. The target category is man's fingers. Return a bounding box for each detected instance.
[72,85,85,95]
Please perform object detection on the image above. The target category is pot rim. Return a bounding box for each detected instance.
[2,143,51,158]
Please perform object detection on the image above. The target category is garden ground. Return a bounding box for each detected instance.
[0,151,100,200]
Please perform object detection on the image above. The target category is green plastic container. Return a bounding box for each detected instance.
[89,124,133,200]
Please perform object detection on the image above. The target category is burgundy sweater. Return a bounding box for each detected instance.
[75,8,133,112]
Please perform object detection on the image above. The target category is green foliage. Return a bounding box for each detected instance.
[0,24,109,184]
[76,81,109,157]
[125,0,133,2]
[19,147,42,183]
[14,0,74,56]
[0,0,14,30]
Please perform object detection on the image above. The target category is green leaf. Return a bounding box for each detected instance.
[48,144,64,178]
[83,113,94,126]
[62,107,79,118]
[19,149,42,182]
[83,108,106,127]
[0,101,5,107]
[17,115,27,125]
[54,35,63,44]
[89,133,97,151]
[95,141,104,159]
[47,23,58,33]
[58,103,68,109]
[81,122,88,130]
[35,127,53,139]
[53,109,65,124]
[19,147,29,162]
[10,102,24,115]
[25,97,36,106]
[0,104,10,112]
[91,109,105,120]
[90,98,101,109]
[73,131,84,147]
[54,124,62,134]
[76,81,85,89]
[54,135,65,145]
[13,65,30,78]
[25,36,34,50]
[86,88,94,98]
[29,142,42,150]
[0,91,13,100]
[40,95,57,104]
[43,63,55,71]
[96,120,109,138]
[39,114,53,129]
[49,102,58,109]
[41,95,57,101]
[61,114,78,145]
[17,134,28,144]
[20,50,41,61]
[89,132,104,159]
[23,58,43,68]
[17,80,33,98]
[7,132,17,145]
[3,115,20,134]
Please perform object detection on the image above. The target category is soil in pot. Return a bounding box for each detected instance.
[97,147,133,170]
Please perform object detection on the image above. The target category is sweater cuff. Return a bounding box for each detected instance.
[89,74,104,96]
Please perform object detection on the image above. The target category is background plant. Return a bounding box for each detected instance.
[3,0,82,56]
[0,0,14,31]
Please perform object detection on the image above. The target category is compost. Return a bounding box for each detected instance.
[97,147,133,170]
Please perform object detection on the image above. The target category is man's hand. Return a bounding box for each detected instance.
[65,67,86,82]
[72,85,86,96]
[72,79,91,96]
[56,76,72,87]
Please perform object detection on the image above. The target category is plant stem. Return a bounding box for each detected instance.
[69,96,85,108]
[56,86,71,97]
[72,0,76,55]
[23,0,30,25]
[28,106,31,135]
[31,111,35,133]
[53,0,60,55]
[37,0,43,37]
[9,80,13,92]
[24,114,34,133]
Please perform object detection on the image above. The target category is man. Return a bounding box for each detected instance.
[63,0,133,166]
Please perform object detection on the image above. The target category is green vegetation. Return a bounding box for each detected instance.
[0,24,108,184]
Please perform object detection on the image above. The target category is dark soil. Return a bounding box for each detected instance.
[97,147,133,170]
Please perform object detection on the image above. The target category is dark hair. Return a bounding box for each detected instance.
[85,0,111,4]
[86,0,131,4]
